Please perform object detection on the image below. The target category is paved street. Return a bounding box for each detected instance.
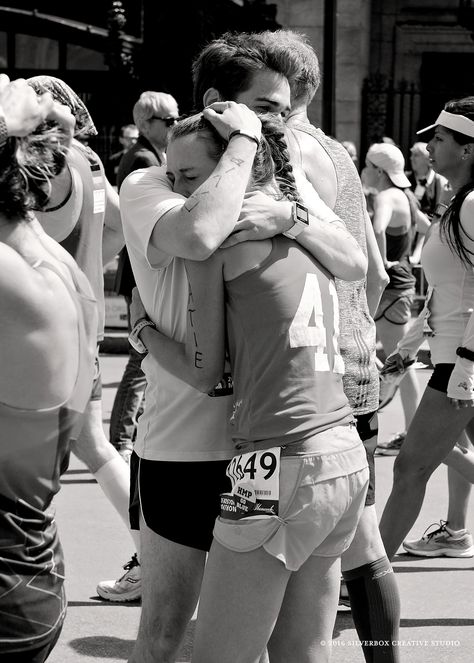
[48,352,474,663]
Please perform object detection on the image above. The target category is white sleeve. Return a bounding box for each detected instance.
[120,166,185,269]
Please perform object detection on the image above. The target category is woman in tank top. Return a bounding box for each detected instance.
[130,109,370,663]
[363,142,430,454]
[0,88,97,661]
[378,97,474,561]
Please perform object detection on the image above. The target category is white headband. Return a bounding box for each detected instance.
[417,110,474,138]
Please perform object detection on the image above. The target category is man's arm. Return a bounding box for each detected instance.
[221,179,368,281]
[102,178,125,266]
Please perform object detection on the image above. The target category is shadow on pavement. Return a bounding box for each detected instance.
[69,636,133,658]
[68,600,139,607]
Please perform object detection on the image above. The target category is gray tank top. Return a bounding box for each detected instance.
[292,123,379,415]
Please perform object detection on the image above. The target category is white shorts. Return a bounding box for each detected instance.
[214,425,369,571]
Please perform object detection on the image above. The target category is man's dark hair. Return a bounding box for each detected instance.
[192,32,285,110]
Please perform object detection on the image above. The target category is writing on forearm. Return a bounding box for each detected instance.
[188,300,203,369]
[184,190,209,213]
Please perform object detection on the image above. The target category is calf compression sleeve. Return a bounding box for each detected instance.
[343,556,401,663]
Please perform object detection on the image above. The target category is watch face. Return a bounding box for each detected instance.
[295,202,310,226]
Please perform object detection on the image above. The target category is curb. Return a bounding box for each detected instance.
[100,330,129,355]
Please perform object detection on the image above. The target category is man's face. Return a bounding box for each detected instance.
[120,127,138,150]
[146,102,180,149]
[410,149,430,176]
[233,69,291,117]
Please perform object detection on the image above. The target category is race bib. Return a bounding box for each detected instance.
[220,447,280,521]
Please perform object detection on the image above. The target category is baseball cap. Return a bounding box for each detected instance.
[417,110,474,138]
[366,143,411,188]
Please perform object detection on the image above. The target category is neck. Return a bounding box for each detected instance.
[287,106,309,125]
[449,171,472,194]
[415,165,430,179]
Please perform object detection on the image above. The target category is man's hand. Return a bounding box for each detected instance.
[130,287,147,328]
[0,75,54,137]
[220,191,292,247]
[203,101,261,142]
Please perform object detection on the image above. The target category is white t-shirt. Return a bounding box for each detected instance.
[120,166,234,461]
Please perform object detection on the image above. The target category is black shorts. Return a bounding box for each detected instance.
[427,363,454,394]
[354,411,378,507]
[374,288,415,325]
[129,452,231,551]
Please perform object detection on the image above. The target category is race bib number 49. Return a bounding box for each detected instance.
[220,447,281,521]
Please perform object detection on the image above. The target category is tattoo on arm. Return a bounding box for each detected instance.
[230,157,245,167]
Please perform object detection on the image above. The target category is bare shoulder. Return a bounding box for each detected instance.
[292,129,337,208]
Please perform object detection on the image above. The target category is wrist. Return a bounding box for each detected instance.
[228,129,261,148]
[283,201,310,240]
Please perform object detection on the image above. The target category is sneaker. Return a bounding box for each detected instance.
[338,579,351,611]
[376,431,406,456]
[403,521,474,558]
[96,553,141,602]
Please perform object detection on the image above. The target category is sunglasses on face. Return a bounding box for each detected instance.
[150,116,178,127]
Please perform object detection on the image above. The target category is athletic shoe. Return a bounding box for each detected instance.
[96,553,141,602]
[375,431,406,456]
[403,521,474,558]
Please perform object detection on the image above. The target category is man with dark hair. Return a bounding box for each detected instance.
[121,34,366,663]
[250,29,402,663]
[105,124,138,184]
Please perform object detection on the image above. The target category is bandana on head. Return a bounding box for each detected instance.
[28,75,97,138]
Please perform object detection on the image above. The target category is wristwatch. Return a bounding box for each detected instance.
[129,318,156,354]
[283,201,310,239]
[456,346,474,362]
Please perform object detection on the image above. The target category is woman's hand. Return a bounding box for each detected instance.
[380,352,412,378]
[202,101,261,142]
[0,75,53,137]
[130,287,148,328]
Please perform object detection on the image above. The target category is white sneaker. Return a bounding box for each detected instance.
[96,553,141,602]
[403,521,474,558]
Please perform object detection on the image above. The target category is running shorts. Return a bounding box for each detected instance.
[354,411,378,507]
[213,425,369,571]
[129,452,231,551]
[374,287,415,325]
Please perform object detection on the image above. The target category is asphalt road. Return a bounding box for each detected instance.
[48,353,474,663]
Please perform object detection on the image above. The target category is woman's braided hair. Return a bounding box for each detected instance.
[170,111,302,203]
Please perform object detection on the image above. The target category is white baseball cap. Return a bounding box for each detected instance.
[417,110,474,138]
[366,143,411,188]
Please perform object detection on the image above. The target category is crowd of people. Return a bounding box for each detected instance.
[1,26,474,663]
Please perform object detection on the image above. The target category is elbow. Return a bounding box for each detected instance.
[335,253,368,282]
[181,230,220,261]
[192,370,225,394]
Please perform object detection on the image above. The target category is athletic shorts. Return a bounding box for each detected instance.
[0,623,62,662]
[129,452,231,551]
[427,363,454,394]
[374,288,415,325]
[90,349,102,402]
[354,411,378,507]
[213,426,369,572]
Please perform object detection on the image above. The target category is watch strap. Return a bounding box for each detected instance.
[456,346,474,362]
[129,318,156,354]
[228,129,260,148]
[283,201,310,239]
[0,115,8,149]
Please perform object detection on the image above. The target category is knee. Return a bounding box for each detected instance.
[392,451,432,486]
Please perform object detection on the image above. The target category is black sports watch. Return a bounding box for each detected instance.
[456,346,474,362]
